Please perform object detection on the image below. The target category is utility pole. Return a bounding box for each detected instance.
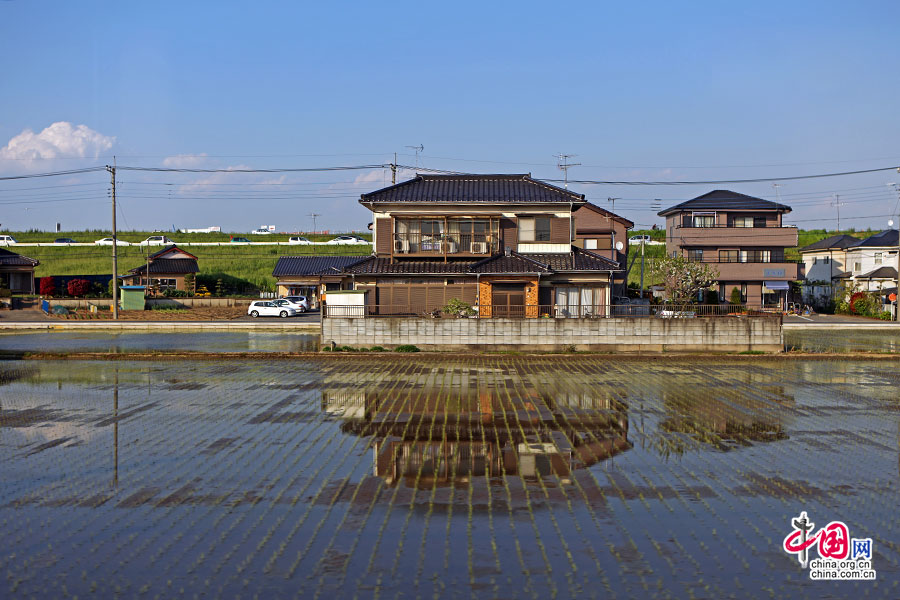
[639,238,646,299]
[106,160,118,320]
[888,182,900,321]
[391,152,397,185]
[556,154,581,189]
[831,194,845,232]
[308,212,320,235]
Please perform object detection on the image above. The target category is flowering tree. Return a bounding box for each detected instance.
[649,255,719,303]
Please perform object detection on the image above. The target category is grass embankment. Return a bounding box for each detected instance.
[6,230,371,290]
[1,230,370,244]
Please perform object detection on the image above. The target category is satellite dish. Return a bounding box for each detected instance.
[889,219,895,227]
[615,241,624,251]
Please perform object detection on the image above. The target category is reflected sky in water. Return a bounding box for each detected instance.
[1,357,898,598]
[0,331,320,354]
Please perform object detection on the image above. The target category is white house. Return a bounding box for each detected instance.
[798,234,858,304]
[844,229,898,293]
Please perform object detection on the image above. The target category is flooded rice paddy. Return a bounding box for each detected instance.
[784,329,900,354]
[1,356,899,598]
[0,331,320,355]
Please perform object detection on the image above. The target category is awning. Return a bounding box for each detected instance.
[764,281,790,291]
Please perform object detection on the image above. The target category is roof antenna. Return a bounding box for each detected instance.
[405,144,424,169]
[772,183,783,203]
[556,154,580,189]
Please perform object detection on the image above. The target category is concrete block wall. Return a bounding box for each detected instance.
[322,316,783,352]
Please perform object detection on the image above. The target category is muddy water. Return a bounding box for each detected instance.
[1,357,898,598]
[785,329,900,353]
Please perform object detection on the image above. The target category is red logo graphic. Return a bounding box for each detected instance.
[783,512,850,567]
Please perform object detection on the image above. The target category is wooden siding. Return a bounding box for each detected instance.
[501,218,517,251]
[550,217,571,243]
[375,218,392,256]
[375,281,476,314]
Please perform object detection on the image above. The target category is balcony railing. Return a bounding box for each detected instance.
[324,303,775,319]
[393,233,498,256]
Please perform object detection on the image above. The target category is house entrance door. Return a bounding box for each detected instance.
[492,283,525,318]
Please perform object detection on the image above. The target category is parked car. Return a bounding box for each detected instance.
[251,228,273,235]
[53,237,77,244]
[288,236,312,245]
[0,235,18,245]
[276,296,310,312]
[230,237,251,243]
[629,235,651,244]
[324,235,369,245]
[139,235,175,246]
[247,300,297,318]
[94,237,130,246]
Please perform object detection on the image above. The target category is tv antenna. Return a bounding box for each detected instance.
[405,144,424,169]
[831,194,845,231]
[308,212,321,234]
[556,154,581,188]
[772,183,784,203]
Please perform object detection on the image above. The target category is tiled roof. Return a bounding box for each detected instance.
[345,247,619,276]
[848,229,898,249]
[833,271,853,279]
[272,256,369,277]
[799,234,861,253]
[344,257,477,275]
[470,252,553,274]
[129,259,198,275]
[858,266,897,279]
[360,174,585,204]
[0,248,39,267]
[658,190,792,216]
[148,245,197,260]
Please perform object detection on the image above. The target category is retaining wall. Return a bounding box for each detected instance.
[322,316,784,352]
[40,297,247,309]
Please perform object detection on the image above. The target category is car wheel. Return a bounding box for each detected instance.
[298,306,306,313]
[279,310,288,318]
[250,310,259,318]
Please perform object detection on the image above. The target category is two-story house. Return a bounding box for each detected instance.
[843,229,898,292]
[797,234,859,304]
[571,202,633,296]
[345,174,624,317]
[658,190,799,308]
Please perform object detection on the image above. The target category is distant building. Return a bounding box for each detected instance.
[571,202,634,296]
[843,229,898,293]
[797,234,859,304]
[658,190,799,308]
[179,226,221,234]
[121,245,199,294]
[0,248,39,294]
[272,256,369,307]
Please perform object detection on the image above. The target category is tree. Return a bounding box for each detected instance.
[39,277,56,297]
[67,278,91,297]
[729,286,742,305]
[183,272,195,296]
[648,255,719,304]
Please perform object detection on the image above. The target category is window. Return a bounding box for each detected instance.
[687,249,703,262]
[754,216,767,228]
[584,239,598,250]
[732,216,753,228]
[824,256,830,264]
[875,252,883,265]
[719,250,739,263]
[740,250,771,263]
[519,216,551,242]
[854,262,861,272]
[554,286,606,317]
[741,283,748,303]
[693,214,716,228]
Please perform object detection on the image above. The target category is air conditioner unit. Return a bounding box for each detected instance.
[470,241,488,254]
[394,239,410,253]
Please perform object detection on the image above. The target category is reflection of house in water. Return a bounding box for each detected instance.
[321,366,631,487]
[657,379,793,453]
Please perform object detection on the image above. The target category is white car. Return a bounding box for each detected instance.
[0,235,17,245]
[251,228,273,235]
[288,236,312,245]
[275,296,310,312]
[139,235,175,246]
[247,301,297,318]
[629,235,652,244]
[94,237,131,246]
[324,235,369,245]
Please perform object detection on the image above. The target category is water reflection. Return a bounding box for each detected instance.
[323,370,630,487]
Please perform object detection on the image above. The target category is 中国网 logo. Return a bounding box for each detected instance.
[783,511,876,580]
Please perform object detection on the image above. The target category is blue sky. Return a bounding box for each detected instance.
[1,1,899,233]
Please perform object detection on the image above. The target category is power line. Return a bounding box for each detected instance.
[0,166,106,181]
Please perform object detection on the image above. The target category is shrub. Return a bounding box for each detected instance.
[162,289,190,298]
[394,344,420,353]
[183,272,195,295]
[369,346,386,352]
[67,278,91,297]
[340,346,357,352]
[39,277,56,297]
[321,346,332,352]
[729,287,742,305]
[442,297,476,318]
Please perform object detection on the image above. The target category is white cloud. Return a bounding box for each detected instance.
[162,153,208,168]
[0,121,115,161]
[352,169,387,186]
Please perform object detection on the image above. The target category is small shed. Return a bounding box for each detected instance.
[119,285,147,311]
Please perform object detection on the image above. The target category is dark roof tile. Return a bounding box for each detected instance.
[360,174,585,204]
[344,258,476,275]
[799,234,861,252]
[658,190,791,216]
[858,266,897,279]
[849,229,898,248]
[129,259,198,275]
[272,256,369,277]
[0,248,39,267]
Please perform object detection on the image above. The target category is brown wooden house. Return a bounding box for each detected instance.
[121,245,198,295]
[336,173,628,317]
[0,248,39,294]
